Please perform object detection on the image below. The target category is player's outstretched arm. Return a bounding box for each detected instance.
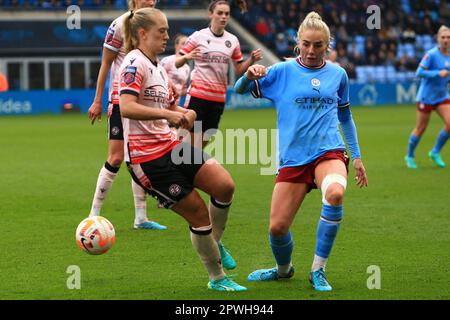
[88,48,117,125]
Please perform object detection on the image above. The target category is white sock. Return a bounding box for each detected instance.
[89,164,118,217]
[209,198,232,242]
[277,262,293,276]
[190,226,225,281]
[132,179,148,225]
[311,255,328,272]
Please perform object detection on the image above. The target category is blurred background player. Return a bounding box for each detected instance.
[235,12,368,292]
[326,49,340,66]
[175,0,263,149]
[161,34,191,107]
[0,71,9,92]
[173,0,262,270]
[119,7,246,291]
[405,25,450,169]
[87,0,167,230]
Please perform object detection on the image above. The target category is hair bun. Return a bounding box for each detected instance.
[305,11,322,21]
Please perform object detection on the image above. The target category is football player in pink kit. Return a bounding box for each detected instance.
[175,0,263,148]
[174,1,261,269]
[161,34,191,106]
[119,8,247,292]
[87,0,167,230]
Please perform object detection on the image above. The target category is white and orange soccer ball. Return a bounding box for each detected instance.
[76,216,116,255]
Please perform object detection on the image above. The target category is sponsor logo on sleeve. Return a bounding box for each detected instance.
[124,65,137,85]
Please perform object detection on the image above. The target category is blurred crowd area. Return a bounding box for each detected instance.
[1,0,449,83]
[0,0,202,9]
[233,0,450,82]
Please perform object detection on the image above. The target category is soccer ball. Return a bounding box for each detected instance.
[76,216,116,255]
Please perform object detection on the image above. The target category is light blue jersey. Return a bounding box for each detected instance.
[416,47,450,105]
[251,58,350,169]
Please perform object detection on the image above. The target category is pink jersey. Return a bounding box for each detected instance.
[180,28,243,103]
[104,12,129,105]
[161,54,191,100]
[119,49,179,164]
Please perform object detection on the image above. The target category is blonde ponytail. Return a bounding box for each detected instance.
[123,11,135,53]
[122,8,162,53]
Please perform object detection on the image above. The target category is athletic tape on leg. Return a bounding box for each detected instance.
[321,174,347,206]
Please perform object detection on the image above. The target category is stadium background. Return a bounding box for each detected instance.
[0,0,449,301]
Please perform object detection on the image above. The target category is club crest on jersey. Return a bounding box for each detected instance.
[225,40,232,48]
[106,28,114,44]
[311,78,321,87]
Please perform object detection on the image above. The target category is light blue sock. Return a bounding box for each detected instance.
[315,205,343,259]
[432,129,450,154]
[269,231,293,266]
[407,133,421,158]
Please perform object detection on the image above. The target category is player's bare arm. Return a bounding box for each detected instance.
[175,48,201,68]
[167,103,196,130]
[234,48,263,76]
[120,93,186,128]
[88,48,118,125]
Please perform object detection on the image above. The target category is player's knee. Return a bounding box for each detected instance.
[191,208,211,228]
[214,179,235,203]
[415,126,427,136]
[108,155,123,168]
[269,222,290,238]
[325,185,345,206]
[321,174,347,206]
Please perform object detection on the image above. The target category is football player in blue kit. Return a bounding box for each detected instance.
[405,25,450,169]
[234,12,368,291]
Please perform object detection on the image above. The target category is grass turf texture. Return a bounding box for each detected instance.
[0,105,449,300]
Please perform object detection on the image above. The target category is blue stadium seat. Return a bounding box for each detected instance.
[385,65,397,83]
[396,44,405,59]
[355,36,366,55]
[406,71,416,80]
[396,72,407,82]
[356,66,368,84]
[374,66,386,83]
[422,35,435,51]
[404,44,415,59]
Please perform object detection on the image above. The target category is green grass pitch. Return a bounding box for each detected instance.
[0,105,449,300]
